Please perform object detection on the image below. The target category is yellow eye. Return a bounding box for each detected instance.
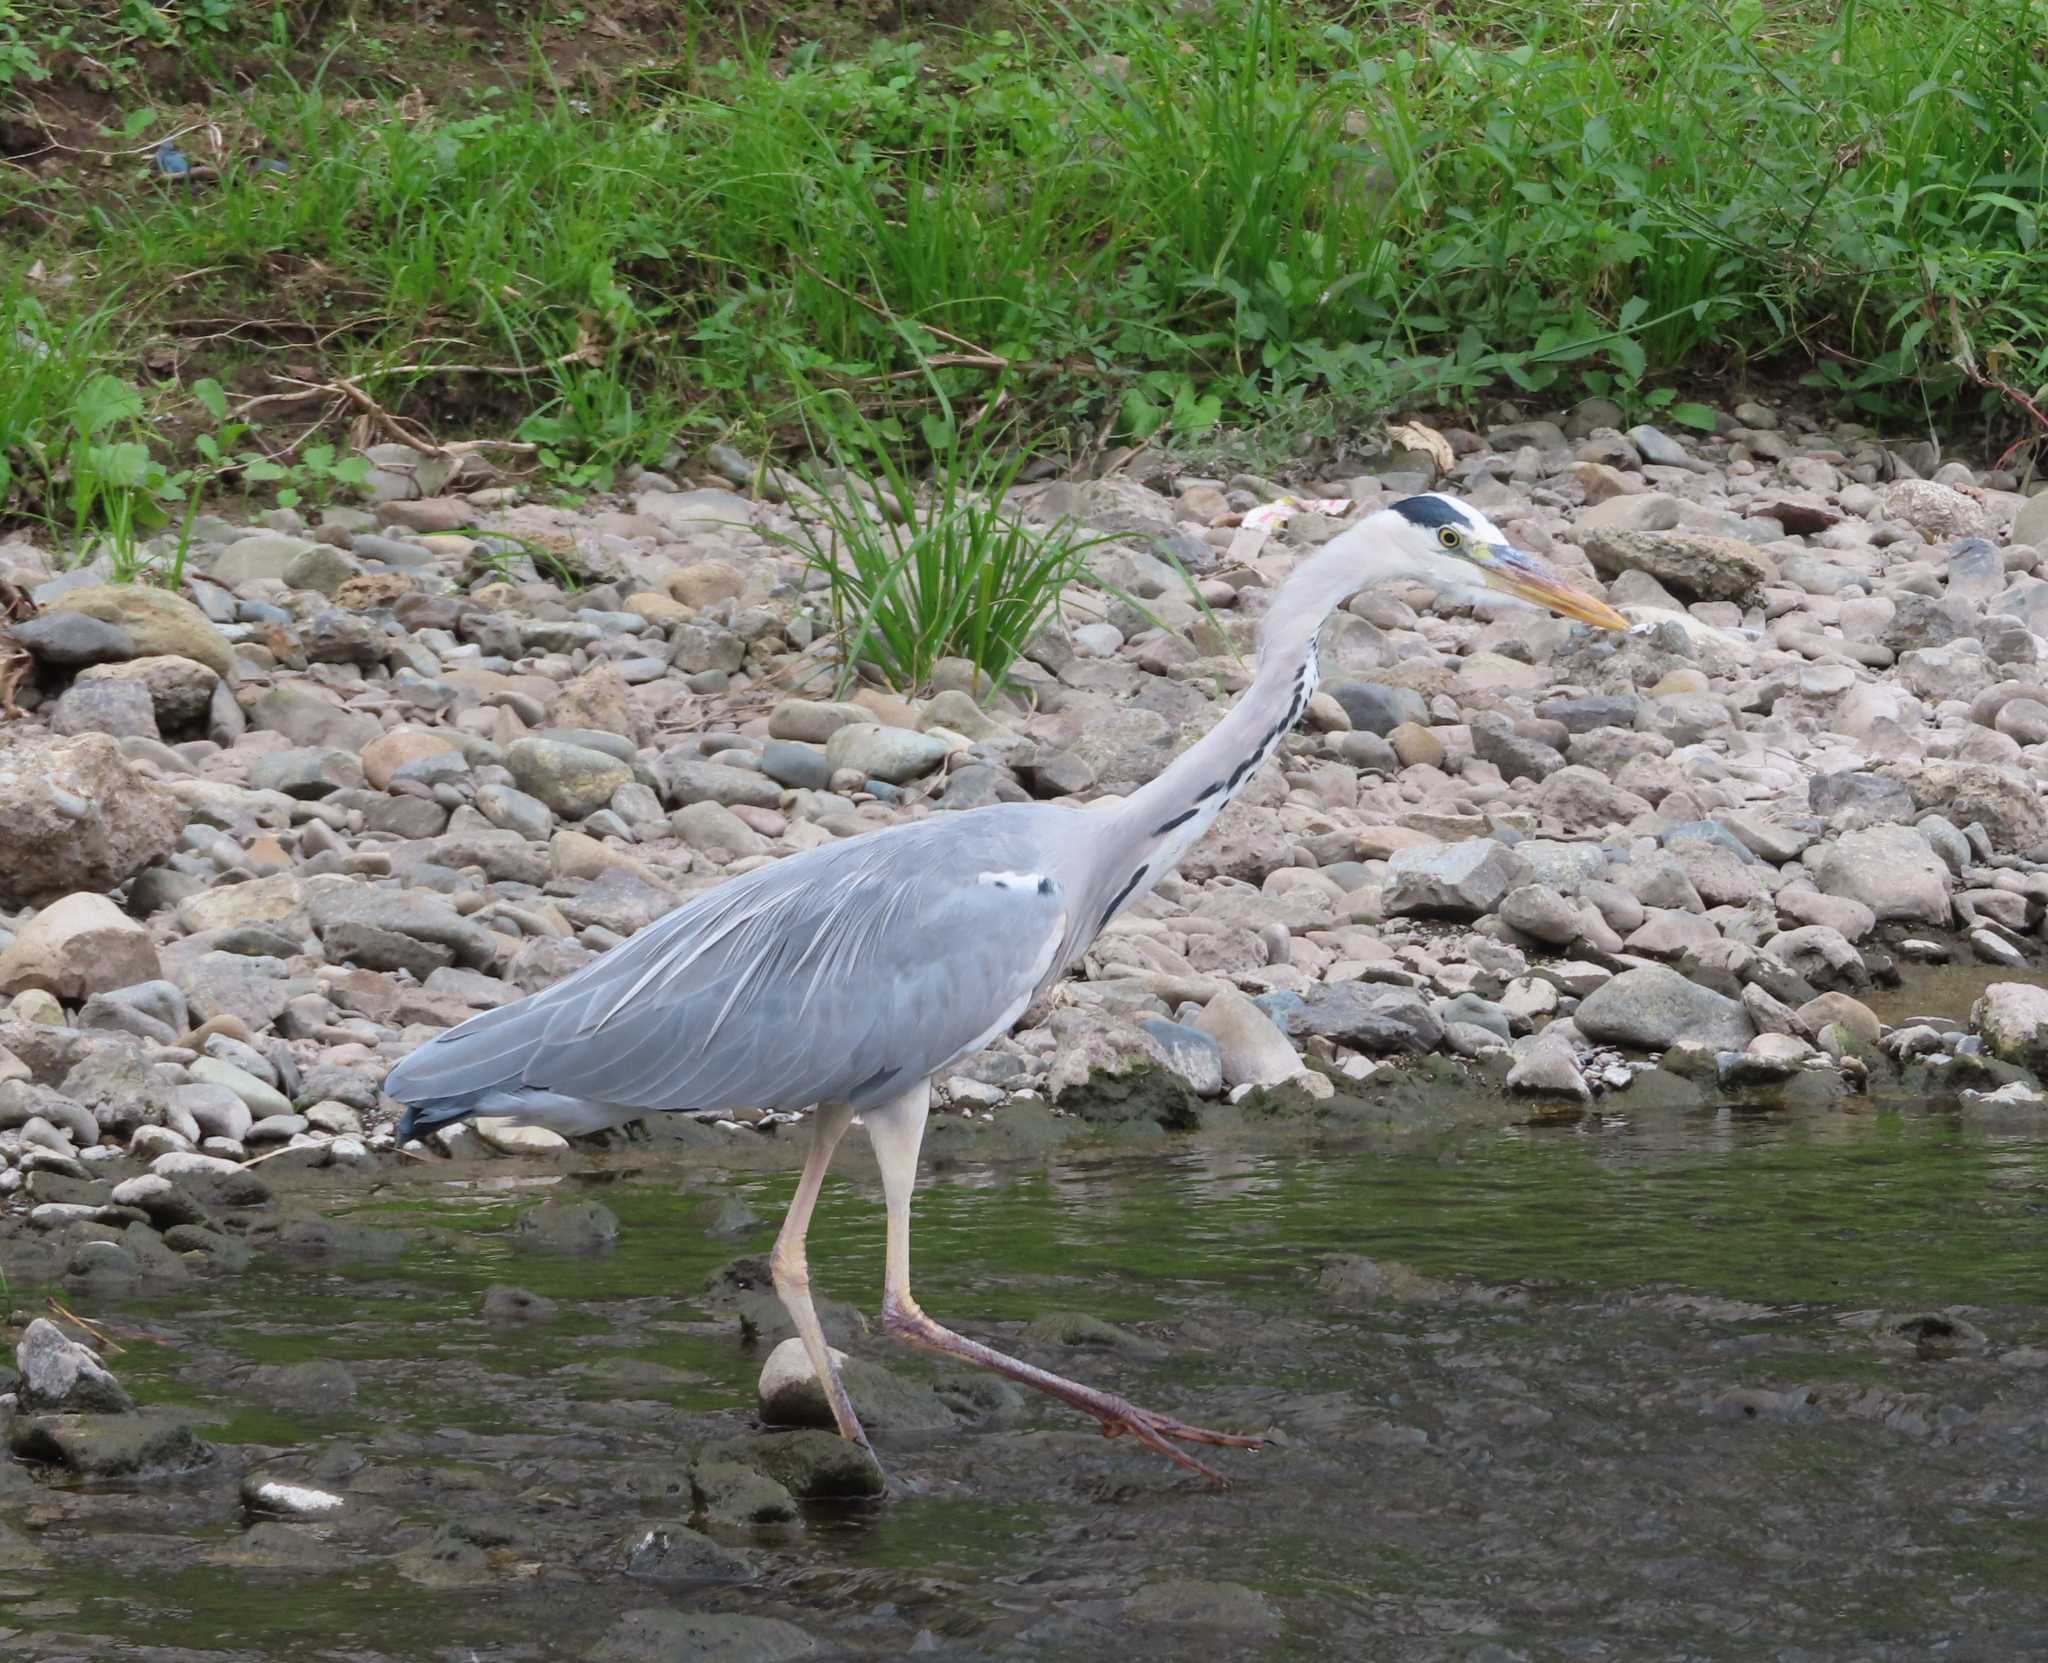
[1437,527,1460,549]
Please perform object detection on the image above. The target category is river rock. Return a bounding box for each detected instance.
[15,1318,134,1413]
[76,654,220,726]
[717,1430,884,1501]
[823,722,951,784]
[689,1457,799,1528]
[1883,478,1988,540]
[1813,825,1952,926]
[1574,965,1753,1051]
[0,892,161,1000]
[587,1609,816,1663]
[9,1411,209,1478]
[1576,528,1774,603]
[755,1336,955,1432]
[1506,1026,1592,1100]
[1285,983,1443,1053]
[9,609,136,668]
[507,738,633,820]
[620,1521,756,1585]
[0,731,183,907]
[50,674,158,739]
[43,583,235,675]
[1193,987,1306,1087]
[509,1197,620,1254]
[1383,839,1529,919]
[1971,982,2048,1072]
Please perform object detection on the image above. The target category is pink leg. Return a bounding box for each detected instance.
[860,1083,1266,1485]
[769,1101,868,1452]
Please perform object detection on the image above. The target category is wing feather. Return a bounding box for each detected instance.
[383,813,1067,1118]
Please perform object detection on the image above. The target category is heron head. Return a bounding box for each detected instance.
[1377,493,1628,629]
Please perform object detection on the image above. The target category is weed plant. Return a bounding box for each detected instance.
[776,391,1106,693]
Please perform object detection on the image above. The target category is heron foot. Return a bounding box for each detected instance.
[1077,1395,1268,1485]
[881,1297,1265,1487]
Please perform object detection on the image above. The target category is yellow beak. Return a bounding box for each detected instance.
[1481,546,1629,630]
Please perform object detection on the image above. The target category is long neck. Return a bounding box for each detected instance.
[1067,527,1374,948]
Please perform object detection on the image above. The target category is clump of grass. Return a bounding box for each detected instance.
[781,400,1105,695]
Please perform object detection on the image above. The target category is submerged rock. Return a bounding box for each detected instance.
[620,1522,757,1584]
[587,1608,817,1663]
[689,1457,800,1529]
[714,1430,885,1501]
[508,1198,621,1255]
[10,1411,211,1478]
[755,1336,956,1432]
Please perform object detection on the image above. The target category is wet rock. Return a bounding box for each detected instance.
[0,731,184,907]
[1124,1578,1281,1637]
[1574,965,1753,1052]
[472,1117,572,1155]
[1506,1026,1591,1101]
[718,1430,884,1501]
[509,1197,620,1255]
[621,1522,757,1585]
[587,1608,817,1663]
[241,1358,358,1412]
[0,892,161,1000]
[689,1457,800,1529]
[0,1519,51,1571]
[1023,1310,1169,1359]
[1136,1016,1224,1096]
[239,1474,347,1519]
[15,1318,133,1413]
[756,1337,957,1432]
[151,1151,273,1212]
[10,1411,210,1477]
[481,1285,559,1322]
[1317,1256,1453,1302]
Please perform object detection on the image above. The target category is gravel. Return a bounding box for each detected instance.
[0,399,2040,1210]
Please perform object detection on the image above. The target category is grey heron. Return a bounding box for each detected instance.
[386,492,1626,1482]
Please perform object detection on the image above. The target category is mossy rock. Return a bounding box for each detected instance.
[1057,1064,1203,1134]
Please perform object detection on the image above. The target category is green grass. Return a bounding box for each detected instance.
[774,395,1109,693]
[3,0,2047,541]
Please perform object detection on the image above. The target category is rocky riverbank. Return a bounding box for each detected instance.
[2,400,2048,1249]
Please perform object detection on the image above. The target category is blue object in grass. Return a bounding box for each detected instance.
[154,140,191,178]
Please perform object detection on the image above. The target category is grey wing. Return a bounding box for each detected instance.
[382,822,1067,1118]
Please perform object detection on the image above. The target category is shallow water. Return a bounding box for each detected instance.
[8,1102,2048,1661]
